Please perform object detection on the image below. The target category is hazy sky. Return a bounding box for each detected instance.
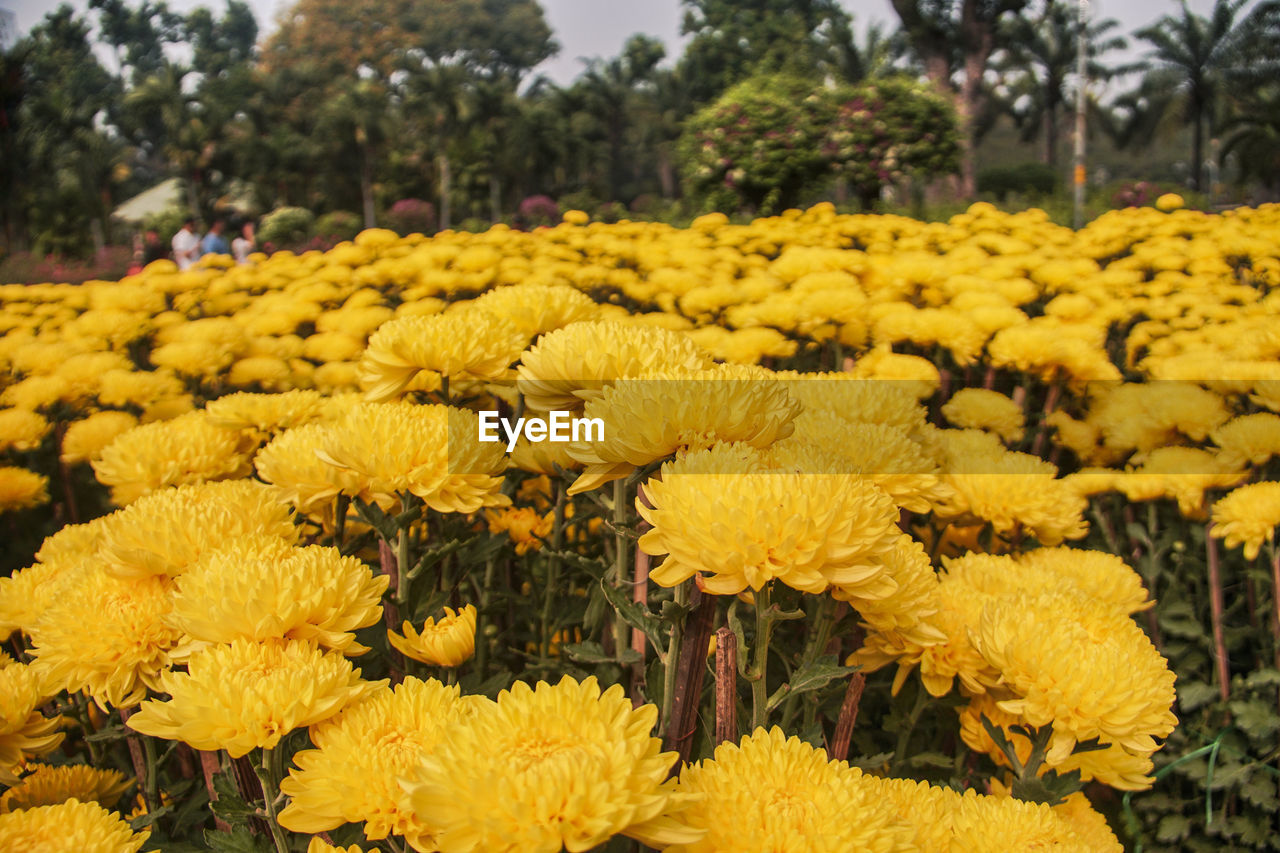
[3,0,1243,85]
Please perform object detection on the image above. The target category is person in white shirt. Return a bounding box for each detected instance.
[171,218,201,270]
[231,220,256,264]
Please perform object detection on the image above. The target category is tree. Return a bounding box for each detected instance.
[993,0,1136,170]
[675,0,857,107]
[679,75,835,214]
[263,0,556,82]
[1136,0,1280,192]
[7,6,122,254]
[891,0,1032,197]
[825,77,962,208]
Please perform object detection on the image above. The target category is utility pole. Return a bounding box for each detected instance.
[1072,0,1089,229]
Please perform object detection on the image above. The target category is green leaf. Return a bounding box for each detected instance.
[85,721,128,742]
[1156,814,1191,843]
[1178,681,1219,712]
[351,497,398,542]
[599,578,665,656]
[1010,768,1082,806]
[542,550,611,578]
[127,805,173,830]
[210,773,257,826]
[564,641,641,666]
[1245,668,1280,690]
[904,751,953,769]
[764,659,855,713]
[204,826,271,853]
[1228,698,1280,741]
[1240,773,1278,810]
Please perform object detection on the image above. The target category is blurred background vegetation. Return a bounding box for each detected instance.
[0,0,1278,273]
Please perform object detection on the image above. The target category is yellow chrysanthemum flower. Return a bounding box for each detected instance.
[516,321,714,413]
[566,366,800,494]
[768,413,950,513]
[949,788,1095,851]
[126,638,382,758]
[639,444,901,595]
[280,678,477,844]
[204,389,325,436]
[0,799,151,853]
[97,480,298,580]
[973,591,1177,766]
[254,423,348,513]
[60,411,139,465]
[317,402,508,512]
[0,408,50,452]
[358,310,526,402]
[667,726,912,853]
[934,430,1087,545]
[169,536,388,655]
[941,388,1026,443]
[306,839,368,853]
[0,663,64,785]
[29,569,179,709]
[1210,481,1280,560]
[92,412,252,505]
[403,676,699,853]
[0,764,131,812]
[1211,412,1280,469]
[467,283,599,338]
[486,507,552,555]
[959,694,1157,790]
[388,606,477,667]
[0,466,49,513]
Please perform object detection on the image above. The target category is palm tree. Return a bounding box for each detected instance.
[1136,0,1280,192]
[995,0,1138,170]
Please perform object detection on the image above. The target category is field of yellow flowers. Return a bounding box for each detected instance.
[2,198,1280,852]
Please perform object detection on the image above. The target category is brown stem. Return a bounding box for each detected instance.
[631,540,650,707]
[200,750,230,832]
[1270,546,1280,707]
[379,540,404,685]
[231,754,269,835]
[1206,516,1230,703]
[663,591,717,767]
[828,673,867,763]
[714,625,738,747]
[117,706,148,805]
[1030,382,1062,457]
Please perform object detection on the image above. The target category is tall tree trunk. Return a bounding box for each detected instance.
[1045,103,1059,169]
[657,148,675,199]
[957,1,996,201]
[360,139,376,230]
[184,171,201,218]
[1192,105,1205,193]
[437,153,452,231]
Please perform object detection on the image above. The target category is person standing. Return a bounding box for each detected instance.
[201,218,230,257]
[231,220,256,263]
[142,229,167,265]
[171,218,200,270]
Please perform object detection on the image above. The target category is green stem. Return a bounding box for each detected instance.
[142,732,160,815]
[660,581,689,736]
[749,582,775,732]
[396,495,413,606]
[254,749,290,853]
[893,683,930,768]
[781,595,837,730]
[333,492,348,551]
[440,374,450,403]
[476,557,496,679]
[612,477,629,661]
[540,481,566,662]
